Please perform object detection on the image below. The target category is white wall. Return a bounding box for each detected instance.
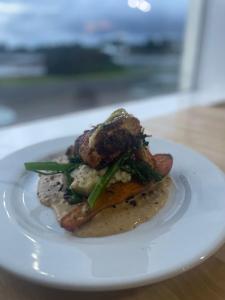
[181,0,225,93]
[180,0,206,90]
[197,0,225,91]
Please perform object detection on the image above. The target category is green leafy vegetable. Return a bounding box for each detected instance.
[139,132,150,147]
[24,161,77,174]
[64,188,84,205]
[87,153,128,208]
[69,156,83,164]
[65,171,74,186]
[121,159,163,183]
[105,108,128,123]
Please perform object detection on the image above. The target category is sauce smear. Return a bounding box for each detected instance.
[38,160,171,237]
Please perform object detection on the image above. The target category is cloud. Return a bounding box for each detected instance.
[0,2,27,14]
[84,20,113,34]
[0,0,188,47]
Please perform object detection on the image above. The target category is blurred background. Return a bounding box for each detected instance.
[0,0,190,127]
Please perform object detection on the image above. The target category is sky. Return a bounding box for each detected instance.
[0,0,188,48]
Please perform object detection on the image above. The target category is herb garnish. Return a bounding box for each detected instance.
[121,159,163,182]
[139,132,150,147]
[64,188,84,205]
[24,161,79,175]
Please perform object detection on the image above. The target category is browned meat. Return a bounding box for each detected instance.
[71,113,142,169]
[60,154,173,232]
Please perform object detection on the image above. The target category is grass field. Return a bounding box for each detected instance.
[0,68,133,85]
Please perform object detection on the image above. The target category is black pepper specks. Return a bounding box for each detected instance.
[63,191,70,200]
[58,184,64,192]
[128,199,137,207]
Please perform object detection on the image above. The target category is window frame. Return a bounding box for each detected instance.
[179,0,207,91]
[180,0,225,96]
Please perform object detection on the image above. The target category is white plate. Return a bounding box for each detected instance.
[0,136,225,291]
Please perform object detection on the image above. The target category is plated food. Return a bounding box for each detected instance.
[1,129,225,290]
[25,109,173,237]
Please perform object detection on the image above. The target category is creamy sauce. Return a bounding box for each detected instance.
[38,155,171,237]
[38,155,73,220]
[76,177,171,237]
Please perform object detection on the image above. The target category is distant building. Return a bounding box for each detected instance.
[0,52,46,78]
[101,41,178,68]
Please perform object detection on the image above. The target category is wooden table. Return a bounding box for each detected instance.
[1,106,225,300]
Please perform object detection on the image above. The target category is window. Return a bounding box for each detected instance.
[0,0,188,127]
